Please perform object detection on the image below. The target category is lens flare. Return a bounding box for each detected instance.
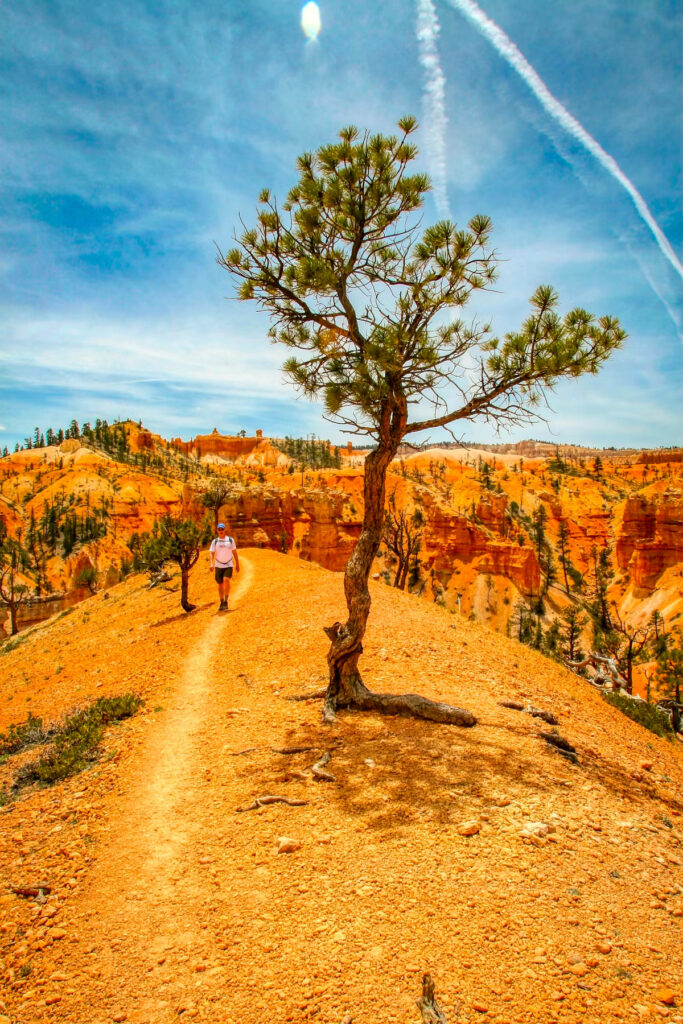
[301,2,321,41]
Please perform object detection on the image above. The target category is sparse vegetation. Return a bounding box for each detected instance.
[602,692,674,739]
[6,694,143,794]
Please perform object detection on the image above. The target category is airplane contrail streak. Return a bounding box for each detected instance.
[416,0,451,219]
[444,0,683,285]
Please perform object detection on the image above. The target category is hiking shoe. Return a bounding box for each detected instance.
[219,599,226,610]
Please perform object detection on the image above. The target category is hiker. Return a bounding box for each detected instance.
[209,523,239,611]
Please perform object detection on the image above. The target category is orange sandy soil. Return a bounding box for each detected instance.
[1,550,682,1024]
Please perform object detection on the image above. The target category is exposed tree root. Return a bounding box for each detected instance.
[311,751,336,782]
[285,689,328,702]
[500,700,558,725]
[324,678,476,728]
[228,747,260,757]
[323,622,476,728]
[416,973,450,1023]
[540,731,580,764]
[11,885,51,898]
[273,745,317,755]
[236,795,309,813]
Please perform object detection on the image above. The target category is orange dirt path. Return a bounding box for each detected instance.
[1,550,682,1024]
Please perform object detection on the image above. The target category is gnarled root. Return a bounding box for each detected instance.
[324,622,477,727]
[417,973,450,1023]
[340,678,476,726]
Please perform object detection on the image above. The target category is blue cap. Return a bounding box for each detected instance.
[217,523,225,529]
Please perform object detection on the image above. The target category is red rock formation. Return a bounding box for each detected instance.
[205,486,360,572]
[422,495,541,596]
[615,487,683,589]
[635,451,683,465]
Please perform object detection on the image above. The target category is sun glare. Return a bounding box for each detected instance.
[301,2,321,41]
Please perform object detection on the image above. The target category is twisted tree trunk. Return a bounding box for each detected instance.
[323,442,476,728]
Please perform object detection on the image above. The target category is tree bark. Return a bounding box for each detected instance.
[180,568,195,613]
[323,442,476,728]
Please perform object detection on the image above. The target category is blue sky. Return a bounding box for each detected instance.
[1,0,681,451]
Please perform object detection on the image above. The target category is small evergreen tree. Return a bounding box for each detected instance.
[144,515,211,613]
[221,116,625,725]
[201,478,233,529]
[0,537,32,636]
[561,604,586,663]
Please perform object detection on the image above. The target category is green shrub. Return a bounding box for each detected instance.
[0,713,49,755]
[603,692,674,739]
[10,693,144,792]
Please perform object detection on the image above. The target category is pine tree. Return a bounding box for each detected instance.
[220,117,625,726]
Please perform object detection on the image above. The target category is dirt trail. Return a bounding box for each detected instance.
[61,558,255,1023]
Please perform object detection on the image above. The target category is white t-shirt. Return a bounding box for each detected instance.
[210,536,237,566]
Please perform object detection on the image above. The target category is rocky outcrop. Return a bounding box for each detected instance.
[209,486,360,572]
[422,494,541,596]
[635,450,683,465]
[171,431,279,464]
[615,487,683,589]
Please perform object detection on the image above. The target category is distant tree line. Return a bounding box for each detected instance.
[275,437,342,470]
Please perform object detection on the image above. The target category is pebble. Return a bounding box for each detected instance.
[277,837,301,854]
[458,820,480,836]
[655,988,677,1007]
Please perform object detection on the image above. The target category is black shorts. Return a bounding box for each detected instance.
[214,566,233,583]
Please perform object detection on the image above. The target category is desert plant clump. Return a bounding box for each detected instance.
[8,693,143,793]
[0,712,53,756]
[602,692,674,739]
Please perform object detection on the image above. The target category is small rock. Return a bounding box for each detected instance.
[523,821,552,837]
[50,928,66,940]
[332,930,346,942]
[570,963,589,977]
[596,941,612,954]
[471,1001,489,1013]
[458,820,480,836]
[655,988,676,1007]
[641,761,654,771]
[277,837,301,854]
[112,1014,127,1023]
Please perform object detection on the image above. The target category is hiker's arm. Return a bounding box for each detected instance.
[233,547,240,572]
[209,541,215,570]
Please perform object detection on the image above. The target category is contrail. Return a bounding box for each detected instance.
[444,0,683,285]
[416,0,451,219]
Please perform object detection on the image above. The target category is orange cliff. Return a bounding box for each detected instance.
[615,482,683,590]
[421,492,541,597]
[205,485,361,572]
